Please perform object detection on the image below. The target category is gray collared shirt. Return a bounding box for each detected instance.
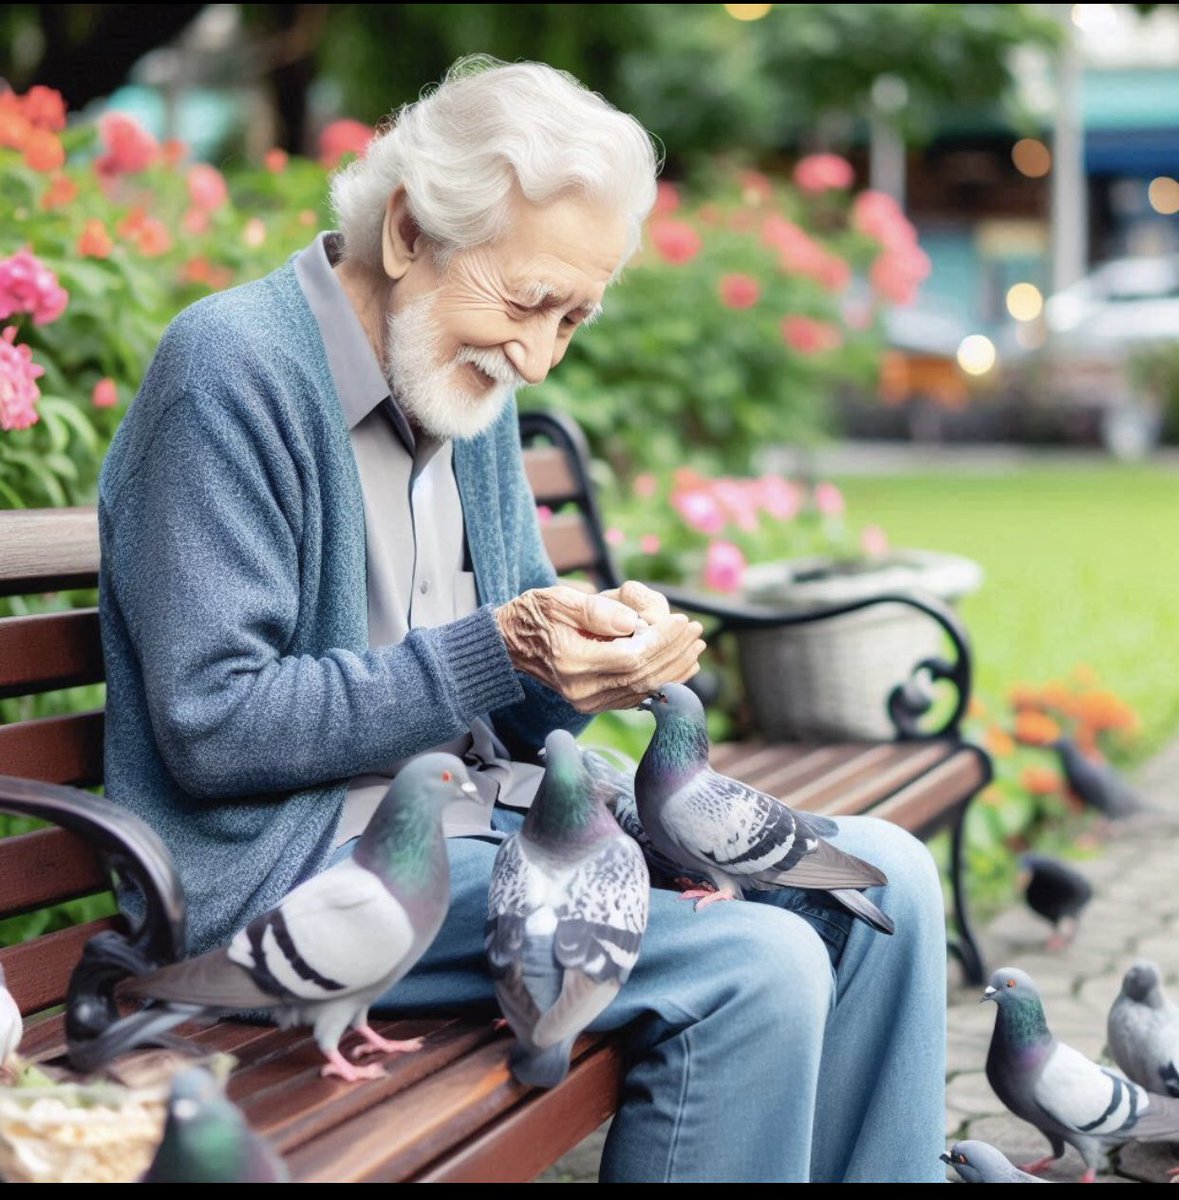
[294,233,541,843]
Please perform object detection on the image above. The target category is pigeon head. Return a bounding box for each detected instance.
[1120,959,1163,1004]
[526,729,617,850]
[148,1067,253,1182]
[982,966,1041,1007]
[982,966,1052,1047]
[639,682,706,725]
[940,1140,1014,1183]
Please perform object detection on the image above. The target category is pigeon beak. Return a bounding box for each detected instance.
[536,746,547,760]
[637,696,654,712]
[939,1153,953,1165]
[980,985,997,1004]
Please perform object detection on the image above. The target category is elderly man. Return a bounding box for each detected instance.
[98,56,946,1182]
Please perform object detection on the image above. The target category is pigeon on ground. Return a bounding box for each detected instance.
[1019,855,1093,951]
[941,1139,1047,1183]
[120,753,475,1082]
[633,683,894,934]
[983,965,1179,1182]
[143,1066,290,1182]
[0,962,21,1081]
[1107,961,1179,1098]
[486,728,650,1089]
[1052,737,1147,821]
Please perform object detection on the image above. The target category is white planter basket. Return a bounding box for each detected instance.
[735,550,984,742]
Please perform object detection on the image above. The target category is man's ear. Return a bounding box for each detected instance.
[382,186,423,281]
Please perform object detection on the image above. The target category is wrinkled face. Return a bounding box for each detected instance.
[384,186,627,440]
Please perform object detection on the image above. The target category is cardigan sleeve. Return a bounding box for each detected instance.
[103,383,526,800]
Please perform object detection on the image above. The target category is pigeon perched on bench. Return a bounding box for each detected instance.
[117,754,475,1082]
[0,962,20,1082]
[1020,854,1092,951]
[1107,960,1179,1098]
[983,965,1179,1182]
[633,682,894,934]
[144,1066,290,1182]
[486,729,649,1089]
[940,1139,1046,1183]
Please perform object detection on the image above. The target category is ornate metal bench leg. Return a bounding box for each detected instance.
[947,803,986,985]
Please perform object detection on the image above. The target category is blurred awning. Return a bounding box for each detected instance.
[1083,69,1179,175]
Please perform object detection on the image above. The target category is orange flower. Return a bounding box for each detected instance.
[984,727,1015,758]
[1075,689,1137,732]
[135,216,171,257]
[1038,681,1077,716]
[181,256,212,285]
[1013,711,1061,746]
[1008,684,1044,712]
[40,173,77,211]
[117,207,149,239]
[1019,765,1062,796]
[77,219,113,259]
[23,128,65,172]
[0,90,31,150]
[161,138,188,167]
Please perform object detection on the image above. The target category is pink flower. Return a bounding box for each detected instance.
[704,540,747,593]
[264,147,288,174]
[781,315,843,354]
[0,325,44,430]
[757,474,803,521]
[187,163,228,212]
[649,218,702,265]
[719,273,761,310]
[870,245,931,307]
[793,153,855,193]
[712,478,761,532]
[536,505,553,526]
[640,534,661,555]
[633,472,657,499]
[813,481,845,517]
[92,377,118,408]
[181,208,210,235]
[860,524,889,557]
[318,118,373,169]
[604,526,626,547]
[0,249,69,325]
[653,181,680,215]
[814,253,851,294]
[21,86,67,133]
[96,111,159,176]
[672,488,726,535]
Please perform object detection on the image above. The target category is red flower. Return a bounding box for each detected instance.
[96,111,159,175]
[781,315,843,354]
[719,273,761,310]
[77,219,114,259]
[135,216,172,257]
[649,218,702,265]
[161,138,188,167]
[653,181,680,215]
[92,377,118,408]
[187,163,228,212]
[21,86,67,132]
[264,147,289,174]
[793,153,855,193]
[40,173,77,211]
[23,129,65,173]
[318,118,373,169]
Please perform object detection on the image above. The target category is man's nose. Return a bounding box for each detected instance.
[503,323,561,385]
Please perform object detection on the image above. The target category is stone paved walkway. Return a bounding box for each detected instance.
[540,738,1179,1183]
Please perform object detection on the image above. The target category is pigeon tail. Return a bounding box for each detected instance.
[510,1038,576,1089]
[828,888,896,935]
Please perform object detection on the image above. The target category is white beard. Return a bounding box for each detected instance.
[383,295,524,441]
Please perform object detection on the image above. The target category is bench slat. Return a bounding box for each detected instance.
[0,711,105,786]
[863,749,989,837]
[541,513,602,577]
[0,827,107,918]
[522,446,580,504]
[0,507,99,597]
[0,610,105,699]
[0,917,118,1015]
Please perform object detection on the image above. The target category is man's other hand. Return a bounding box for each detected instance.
[495,584,705,714]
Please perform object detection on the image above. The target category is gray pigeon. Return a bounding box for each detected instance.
[0,962,20,1080]
[983,965,1179,1181]
[1020,855,1093,951]
[486,729,650,1089]
[144,1066,290,1182]
[634,683,894,934]
[1052,737,1146,820]
[941,1139,1047,1183]
[123,753,476,1082]
[1108,961,1179,1098]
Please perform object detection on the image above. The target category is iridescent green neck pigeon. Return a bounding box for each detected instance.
[122,754,475,1082]
[983,965,1179,1182]
[143,1066,290,1182]
[1107,960,1179,1098]
[634,683,894,934]
[940,1139,1046,1183]
[486,729,650,1089]
[0,962,21,1081]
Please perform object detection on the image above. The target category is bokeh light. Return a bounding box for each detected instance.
[1148,177,1179,216]
[1006,282,1044,322]
[1012,138,1051,178]
[957,334,997,376]
[1070,4,1118,34]
[724,4,773,21]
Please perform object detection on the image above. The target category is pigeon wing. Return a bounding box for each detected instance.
[1032,1040,1148,1138]
[485,836,546,1034]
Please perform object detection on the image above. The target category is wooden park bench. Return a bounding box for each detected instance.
[0,407,991,1182]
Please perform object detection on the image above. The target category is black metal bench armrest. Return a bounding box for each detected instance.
[0,775,186,1054]
[650,584,975,740]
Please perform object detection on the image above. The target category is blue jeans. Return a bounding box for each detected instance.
[335,811,946,1182]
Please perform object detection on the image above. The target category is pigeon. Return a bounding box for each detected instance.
[983,965,1179,1182]
[1019,855,1093,951]
[941,1139,1047,1183]
[1107,960,1179,1098]
[1052,737,1147,821]
[0,962,21,1081]
[486,728,650,1089]
[633,683,894,934]
[143,1066,290,1182]
[120,753,476,1082]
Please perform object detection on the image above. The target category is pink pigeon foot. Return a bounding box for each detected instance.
[1017,1154,1059,1175]
[321,1047,386,1082]
[351,1025,424,1060]
[1167,1166,1179,1180]
[492,1018,510,1032]
[680,886,738,910]
[1045,931,1069,953]
[1078,1168,1097,1183]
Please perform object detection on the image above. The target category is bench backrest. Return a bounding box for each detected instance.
[0,412,616,1017]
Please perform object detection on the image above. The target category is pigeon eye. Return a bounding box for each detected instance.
[441,770,452,782]
[1006,978,1016,988]
[957,1154,968,1164]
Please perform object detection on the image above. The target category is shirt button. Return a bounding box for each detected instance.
[419,579,430,595]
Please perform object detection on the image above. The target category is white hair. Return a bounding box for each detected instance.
[329,55,661,272]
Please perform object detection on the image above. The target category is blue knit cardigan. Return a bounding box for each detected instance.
[98,256,589,956]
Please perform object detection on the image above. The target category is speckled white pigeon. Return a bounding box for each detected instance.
[122,754,476,1082]
[634,683,893,933]
[1107,960,1179,1098]
[984,966,1179,1182]
[486,728,650,1089]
